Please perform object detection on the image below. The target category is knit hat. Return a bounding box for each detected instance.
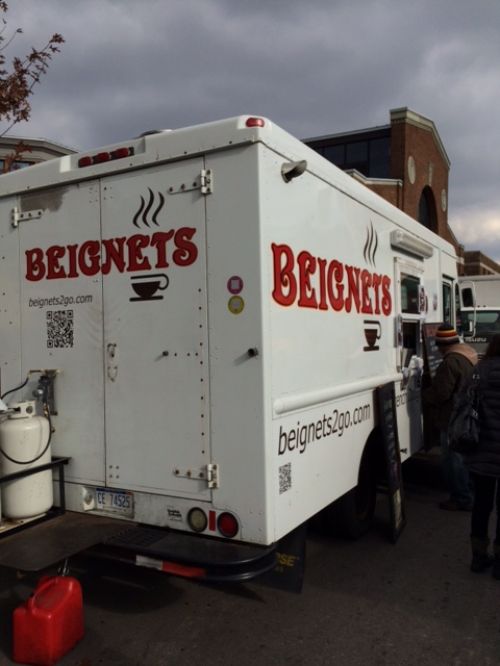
[435,323,460,346]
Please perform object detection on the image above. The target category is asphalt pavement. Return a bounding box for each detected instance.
[0,455,499,666]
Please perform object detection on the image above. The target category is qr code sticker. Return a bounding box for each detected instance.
[47,310,74,348]
[279,462,292,494]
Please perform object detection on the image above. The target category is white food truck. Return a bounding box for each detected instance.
[458,275,500,356]
[0,116,457,582]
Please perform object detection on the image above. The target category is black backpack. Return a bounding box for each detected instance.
[449,371,480,455]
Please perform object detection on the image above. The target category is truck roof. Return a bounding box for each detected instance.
[0,115,456,259]
[458,275,500,282]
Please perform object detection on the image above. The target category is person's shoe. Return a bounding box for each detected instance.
[439,499,473,511]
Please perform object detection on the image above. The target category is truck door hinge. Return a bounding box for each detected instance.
[200,169,213,195]
[206,463,219,489]
[173,463,220,489]
[166,169,213,197]
[11,207,43,228]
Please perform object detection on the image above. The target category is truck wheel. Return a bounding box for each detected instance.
[321,440,378,539]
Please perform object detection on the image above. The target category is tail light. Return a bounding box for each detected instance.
[187,507,208,533]
[217,512,239,538]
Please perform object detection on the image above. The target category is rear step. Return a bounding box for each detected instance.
[0,511,276,583]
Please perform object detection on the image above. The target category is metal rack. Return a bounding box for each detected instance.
[0,456,70,538]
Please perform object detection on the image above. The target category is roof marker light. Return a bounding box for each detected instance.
[245,117,265,128]
[78,146,135,168]
[77,156,93,168]
[111,147,134,160]
[111,148,127,160]
[93,152,111,164]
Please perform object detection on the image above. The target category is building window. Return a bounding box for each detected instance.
[11,161,32,170]
[368,137,390,178]
[0,159,33,172]
[324,144,344,166]
[418,187,437,232]
[306,132,390,179]
[344,141,367,173]
[346,141,368,165]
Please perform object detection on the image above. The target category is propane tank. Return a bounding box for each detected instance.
[0,401,52,520]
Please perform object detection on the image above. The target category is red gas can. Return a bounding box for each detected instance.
[13,576,84,666]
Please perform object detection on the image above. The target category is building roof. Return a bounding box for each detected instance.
[0,135,76,157]
[390,107,450,168]
[303,107,450,169]
[303,123,390,145]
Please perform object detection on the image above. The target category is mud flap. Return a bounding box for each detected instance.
[256,522,307,593]
[376,382,407,542]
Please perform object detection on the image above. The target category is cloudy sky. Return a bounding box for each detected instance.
[3,0,500,261]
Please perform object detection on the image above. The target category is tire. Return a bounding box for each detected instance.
[321,438,379,539]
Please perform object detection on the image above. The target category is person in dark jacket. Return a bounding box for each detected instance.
[466,334,500,578]
[423,323,478,511]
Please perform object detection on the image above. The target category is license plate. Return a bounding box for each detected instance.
[95,488,134,517]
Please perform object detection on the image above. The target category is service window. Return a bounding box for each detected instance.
[402,320,420,368]
[442,282,453,323]
[401,275,420,314]
[462,287,474,308]
[455,283,461,329]
[396,261,425,368]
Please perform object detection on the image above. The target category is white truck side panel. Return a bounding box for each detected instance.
[255,142,456,540]
[258,147,394,537]
[17,183,106,484]
[459,275,500,308]
[205,147,271,543]
[458,275,500,354]
[100,159,211,498]
[0,197,22,396]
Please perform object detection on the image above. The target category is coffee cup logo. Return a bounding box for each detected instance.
[363,319,381,351]
[130,273,169,301]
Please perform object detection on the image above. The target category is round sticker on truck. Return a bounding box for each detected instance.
[228,296,245,315]
[227,276,244,294]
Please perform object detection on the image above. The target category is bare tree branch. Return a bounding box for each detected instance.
[0,2,64,164]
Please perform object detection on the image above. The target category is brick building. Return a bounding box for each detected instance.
[463,251,500,275]
[303,107,499,275]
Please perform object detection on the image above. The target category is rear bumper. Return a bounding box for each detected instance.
[90,524,277,583]
[0,511,275,582]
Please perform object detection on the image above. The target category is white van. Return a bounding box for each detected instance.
[0,116,457,581]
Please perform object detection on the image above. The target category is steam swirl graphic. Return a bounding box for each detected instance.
[133,188,165,228]
[363,221,378,267]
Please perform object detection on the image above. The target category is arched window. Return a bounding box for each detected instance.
[418,187,438,232]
